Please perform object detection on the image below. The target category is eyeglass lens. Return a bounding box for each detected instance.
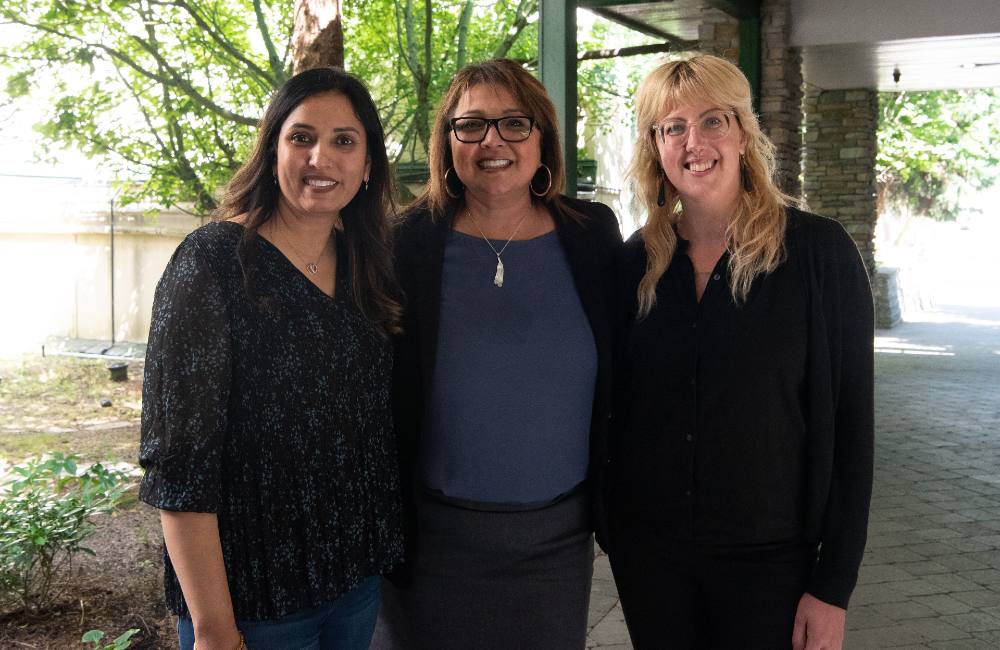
[452,117,533,143]
[655,111,731,145]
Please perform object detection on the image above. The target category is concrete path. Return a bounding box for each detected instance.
[586,304,1000,649]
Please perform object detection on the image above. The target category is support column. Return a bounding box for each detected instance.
[540,0,577,195]
[802,87,879,277]
[698,10,740,63]
[759,0,802,198]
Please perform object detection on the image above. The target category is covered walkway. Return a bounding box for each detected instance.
[586,306,1000,648]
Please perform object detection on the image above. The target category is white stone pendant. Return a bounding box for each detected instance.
[494,257,504,287]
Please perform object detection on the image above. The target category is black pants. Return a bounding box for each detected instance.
[609,522,817,650]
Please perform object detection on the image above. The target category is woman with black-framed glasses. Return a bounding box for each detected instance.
[372,59,622,650]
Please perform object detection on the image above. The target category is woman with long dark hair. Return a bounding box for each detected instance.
[139,67,403,650]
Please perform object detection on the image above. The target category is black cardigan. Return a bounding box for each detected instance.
[611,207,874,608]
[391,195,622,572]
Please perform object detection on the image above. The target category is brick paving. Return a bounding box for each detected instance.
[587,306,1000,649]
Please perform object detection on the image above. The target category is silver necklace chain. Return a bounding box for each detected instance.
[466,211,530,287]
[280,229,328,275]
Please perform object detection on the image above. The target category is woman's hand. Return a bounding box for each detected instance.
[193,626,244,650]
[792,592,846,650]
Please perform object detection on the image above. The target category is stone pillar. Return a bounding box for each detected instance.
[759,0,803,199]
[698,9,740,63]
[802,87,879,277]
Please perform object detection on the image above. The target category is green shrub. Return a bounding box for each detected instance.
[0,453,129,613]
[82,628,140,649]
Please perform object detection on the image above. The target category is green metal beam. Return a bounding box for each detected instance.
[738,15,760,113]
[540,0,578,195]
[708,0,760,19]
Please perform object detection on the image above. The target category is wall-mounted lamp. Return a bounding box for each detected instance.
[892,67,901,84]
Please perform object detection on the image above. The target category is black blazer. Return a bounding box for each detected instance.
[391,195,622,572]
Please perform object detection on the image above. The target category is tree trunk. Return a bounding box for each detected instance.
[292,0,344,73]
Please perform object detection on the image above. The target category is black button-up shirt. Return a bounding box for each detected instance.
[611,208,874,607]
[617,234,808,544]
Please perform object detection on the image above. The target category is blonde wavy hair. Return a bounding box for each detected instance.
[627,55,794,317]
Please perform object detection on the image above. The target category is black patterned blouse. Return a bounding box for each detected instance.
[138,220,403,621]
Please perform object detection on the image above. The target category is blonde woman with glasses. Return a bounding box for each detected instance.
[607,55,874,650]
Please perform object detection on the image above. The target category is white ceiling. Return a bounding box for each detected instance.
[593,0,1000,91]
[792,0,1000,91]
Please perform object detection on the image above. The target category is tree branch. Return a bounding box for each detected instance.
[155,0,277,89]
[253,0,286,82]
[493,0,537,59]
[455,0,473,71]
[6,17,258,125]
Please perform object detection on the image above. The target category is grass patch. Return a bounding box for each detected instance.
[0,355,143,465]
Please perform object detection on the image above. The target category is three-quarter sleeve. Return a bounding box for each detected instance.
[807,219,875,608]
[139,236,232,513]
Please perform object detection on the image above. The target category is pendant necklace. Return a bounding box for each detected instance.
[466,211,530,287]
[280,229,328,275]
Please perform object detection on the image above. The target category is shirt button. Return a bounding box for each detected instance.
[685,490,692,497]
[691,322,697,329]
[685,434,693,443]
[690,377,696,386]
[713,273,721,281]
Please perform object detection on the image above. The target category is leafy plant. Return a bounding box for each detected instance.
[877,89,1000,221]
[0,453,129,613]
[82,628,140,650]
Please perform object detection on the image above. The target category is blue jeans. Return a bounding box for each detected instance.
[177,576,380,650]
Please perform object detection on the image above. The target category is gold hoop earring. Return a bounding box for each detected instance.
[530,164,552,197]
[444,167,464,199]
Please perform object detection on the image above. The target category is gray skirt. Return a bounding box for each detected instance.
[372,488,594,650]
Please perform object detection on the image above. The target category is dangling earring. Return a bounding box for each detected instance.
[444,167,464,199]
[656,176,666,207]
[530,164,553,197]
[740,155,754,193]
[363,177,369,192]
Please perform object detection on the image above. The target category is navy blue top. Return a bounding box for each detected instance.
[420,229,597,506]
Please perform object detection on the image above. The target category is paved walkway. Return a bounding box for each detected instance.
[586,304,1000,649]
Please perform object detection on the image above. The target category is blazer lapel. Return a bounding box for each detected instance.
[556,210,608,350]
[414,210,453,400]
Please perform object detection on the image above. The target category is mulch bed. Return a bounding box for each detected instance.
[0,501,175,650]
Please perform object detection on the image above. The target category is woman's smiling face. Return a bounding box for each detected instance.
[274,91,370,220]
[449,83,542,202]
[654,100,745,207]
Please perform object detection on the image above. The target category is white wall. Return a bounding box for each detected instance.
[0,212,200,354]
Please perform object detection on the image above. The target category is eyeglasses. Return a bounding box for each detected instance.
[651,110,735,146]
[449,116,536,143]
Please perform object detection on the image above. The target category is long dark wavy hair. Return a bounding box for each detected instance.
[215,66,401,336]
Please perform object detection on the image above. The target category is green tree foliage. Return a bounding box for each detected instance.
[2,1,665,214]
[1,0,543,214]
[877,89,1000,221]
[1,0,292,215]
[344,0,538,162]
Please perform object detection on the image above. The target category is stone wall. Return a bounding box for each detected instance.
[760,0,803,199]
[697,9,739,62]
[802,86,879,277]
